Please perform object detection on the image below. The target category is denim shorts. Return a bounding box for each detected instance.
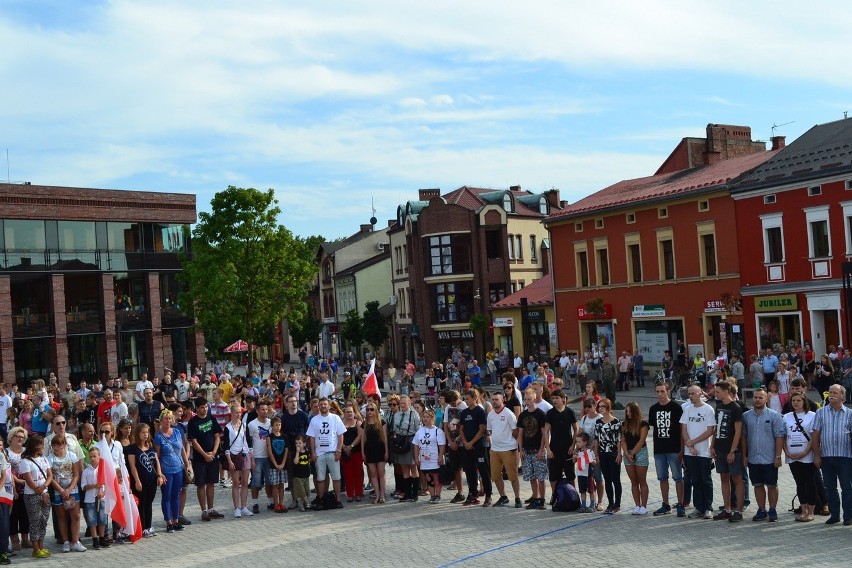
[715,451,745,476]
[654,453,683,482]
[624,446,649,467]
[83,500,108,526]
[251,457,271,488]
[50,490,80,507]
[748,463,779,487]
[315,451,341,482]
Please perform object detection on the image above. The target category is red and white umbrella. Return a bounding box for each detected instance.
[223,339,256,352]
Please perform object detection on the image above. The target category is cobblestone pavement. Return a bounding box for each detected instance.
[32,384,852,567]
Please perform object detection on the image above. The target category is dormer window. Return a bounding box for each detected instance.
[539,196,548,215]
[503,193,513,213]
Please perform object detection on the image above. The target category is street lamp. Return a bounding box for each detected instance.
[474,288,485,359]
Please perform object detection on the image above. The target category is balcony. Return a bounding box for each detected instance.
[161,305,194,329]
[65,309,103,335]
[1,249,183,273]
[12,311,53,338]
[115,307,151,332]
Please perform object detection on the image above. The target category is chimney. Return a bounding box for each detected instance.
[418,188,440,201]
[703,151,721,165]
[546,189,560,209]
[771,136,786,151]
[359,224,372,233]
[509,185,521,192]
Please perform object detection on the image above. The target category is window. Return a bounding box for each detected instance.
[698,200,709,212]
[3,220,45,251]
[658,207,668,219]
[660,240,675,280]
[843,202,852,255]
[808,185,822,196]
[402,244,408,272]
[805,206,831,259]
[507,235,515,260]
[595,218,604,229]
[58,221,96,251]
[596,248,610,285]
[761,213,785,263]
[575,222,583,233]
[764,195,777,204]
[702,234,717,276]
[846,180,852,190]
[576,248,589,288]
[515,235,523,260]
[626,213,636,224]
[530,235,537,260]
[486,229,502,259]
[503,194,513,213]
[625,238,642,283]
[106,222,141,252]
[539,197,548,215]
[519,280,525,289]
[435,282,472,323]
[427,234,471,275]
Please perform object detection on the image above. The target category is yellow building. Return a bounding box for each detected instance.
[490,276,557,362]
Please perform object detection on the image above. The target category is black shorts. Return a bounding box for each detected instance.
[191,458,221,486]
[445,447,462,472]
[548,455,576,483]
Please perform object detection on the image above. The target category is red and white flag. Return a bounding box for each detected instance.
[576,449,594,473]
[96,436,143,542]
[363,358,380,399]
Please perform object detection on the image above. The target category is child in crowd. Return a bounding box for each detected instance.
[291,435,311,512]
[767,380,783,413]
[81,447,110,550]
[575,432,597,512]
[266,416,289,513]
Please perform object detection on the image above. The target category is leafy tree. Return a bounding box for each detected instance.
[362,301,389,354]
[341,309,364,353]
[180,186,318,364]
[584,297,606,345]
[468,314,489,334]
[290,309,323,350]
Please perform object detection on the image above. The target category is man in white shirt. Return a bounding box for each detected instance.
[0,384,12,441]
[110,397,129,429]
[175,373,190,404]
[135,373,153,402]
[317,373,335,399]
[531,383,553,412]
[306,398,346,509]
[247,399,274,514]
[487,391,521,508]
[680,384,716,519]
[76,380,91,401]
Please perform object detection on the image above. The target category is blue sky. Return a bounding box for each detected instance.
[2,0,852,239]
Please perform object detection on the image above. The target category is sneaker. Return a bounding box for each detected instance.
[241,507,253,516]
[450,493,465,504]
[114,535,126,544]
[62,541,71,553]
[92,539,101,550]
[298,502,306,512]
[71,542,87,552]
[603,505,614,515]
[638,506,648,515]
[536,499,547,510]
[209,509,224,519]
[0,554,9,565]
[752,509,768,522]
[688,508,704,519]
[35,549,51,558]
[482,497,492,507]
[463,498,480,506]
[173,524,184,531]
[825,516,841,525]
[234,509,242,518]
[98,537,110,548]
[201,511,210,522]
[267,502,275,510]
[653,504,672,516]
[166,525,175,533]
[179,516,192,526]
[729,511,743,523]
[524,496,534,504]
[251,504,260,515]
[703,510,713,520]
[768,508,778,522]
[577,506,589,513]
[631,506,641,515]
[364,483,374,491]
[515,497,523,509]
[493,495,510,507]
[219,479,227,488]
[713,510,731,521]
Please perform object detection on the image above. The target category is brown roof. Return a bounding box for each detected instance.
[545,150,778,221]
[492,275,552,309]
[442,186,552,217]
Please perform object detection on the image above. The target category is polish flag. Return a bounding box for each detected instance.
[96,436,143,542]
[576,449,593,473]
[363,358,380,399]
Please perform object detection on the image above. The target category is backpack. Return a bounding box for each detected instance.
[551,479,581,512]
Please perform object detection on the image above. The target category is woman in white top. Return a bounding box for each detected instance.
[47,436,85,552]
[775,361,792,408]
[223,400,253,517]
[19,434,52,558]
[783,392,817,522]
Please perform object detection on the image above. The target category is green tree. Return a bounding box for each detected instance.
[362,301,389,354]
[341,309,364,353]
[290,309,323,350]
[584,298,606,345]
[180,186,318,365]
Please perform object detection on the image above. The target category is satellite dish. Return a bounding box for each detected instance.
[370,216,378,225]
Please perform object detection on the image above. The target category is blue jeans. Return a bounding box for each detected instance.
[161,471,183,522]
[820,456,852,521]
[685,455,713,513]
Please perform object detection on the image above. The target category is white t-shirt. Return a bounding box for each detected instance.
[306,413,346,455]
[176,381,189,402]
[679,403,715,458]
[487,407,518,452]
[19,455,50,495]
[81,465,101,503]
[317,381,335,399]
[111,402,129,428]
[135,380,153,400]
[225,421,250,455]
[247,418,272,458]
[413,426,446,470]
[783,411,815,464]
[0,394,12,421]
[536,399,553,413]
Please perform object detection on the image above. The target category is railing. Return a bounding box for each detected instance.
[161,306,194,329]
[65,310,103,335]
[115,307,151,331]
[12,312,53,338]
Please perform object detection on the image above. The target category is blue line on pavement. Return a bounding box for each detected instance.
[438,515,606,567]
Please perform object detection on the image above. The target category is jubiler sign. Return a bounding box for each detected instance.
[754,294,798,312]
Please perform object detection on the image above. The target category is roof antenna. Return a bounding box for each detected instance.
[369,197,377,228]
[845,111,848,119]
[771,121,795,138]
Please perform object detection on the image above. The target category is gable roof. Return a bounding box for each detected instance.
[546,150,777,222]
[731,118,852,193]
[491,275,552,309]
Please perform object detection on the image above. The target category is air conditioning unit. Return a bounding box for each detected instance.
[376,242,387,252]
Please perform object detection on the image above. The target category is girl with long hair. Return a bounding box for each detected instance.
[621,401,650,515]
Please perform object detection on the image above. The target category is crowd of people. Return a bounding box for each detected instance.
[0,344,849,563]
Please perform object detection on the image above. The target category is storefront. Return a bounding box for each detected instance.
[754,294,802,351]
[703,299,744,359]
[806,291,842,358]
[576,303,615,359]
[436,329,474,363]
[493,317,515,357]
[631,305,683,367]
[525,309,552,362]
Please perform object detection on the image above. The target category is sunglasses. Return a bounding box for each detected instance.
[366,409,376,413]
[389,403,398,407]
[54,421,66,426]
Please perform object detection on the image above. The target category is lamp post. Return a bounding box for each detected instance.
[473,288,485,360]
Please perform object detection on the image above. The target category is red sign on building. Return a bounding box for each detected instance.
[576,304,613,320]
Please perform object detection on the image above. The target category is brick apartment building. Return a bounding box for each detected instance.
[0,183,203,387]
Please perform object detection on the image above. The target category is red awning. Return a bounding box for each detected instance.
[223,339,256,352]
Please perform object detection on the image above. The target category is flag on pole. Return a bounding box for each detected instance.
[96,436,143,542]
[363,358,380,399]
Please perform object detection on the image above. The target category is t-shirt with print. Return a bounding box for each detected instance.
[188,414,222,456]
[546,406,577,454]
[268,432,287,466]
[443,402,468,444]
[413,426,446,470]
[714,400,743,455]
[248,418,272,459]
[127,444,158,485]
[460,406,487,449]
[96,400,116,426]
[518,408,547,452]
[19,455,50,495]
[48,451,79,490]
[594,417,621,455]
[648,400,683,455]
[306,413,346,455]
[487,407,518,452]
[292,450,311,478]
[679,403,715,458]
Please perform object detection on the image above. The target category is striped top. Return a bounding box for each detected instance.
[813,404,852,459]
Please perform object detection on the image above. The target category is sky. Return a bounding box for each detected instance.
[2,0,852,240]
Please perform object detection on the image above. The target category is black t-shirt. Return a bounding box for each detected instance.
[77,407,97,426]
[269,432,287,464]
[187,414,222,455]
[518,408,547,452]
[623,420,649,451]
[545,406,577,452]
[648,400,684,455]
[280,410,310,446]
[714,400,743,455]
[127,445,158,485]
[505,395,521,416]
[460,406,487,449]
[292,450,310,478]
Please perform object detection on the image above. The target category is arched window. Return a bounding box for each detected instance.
[503,193,513,212]
[539,196,548,215]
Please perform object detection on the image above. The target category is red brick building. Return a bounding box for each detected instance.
[0,183,203,387]
[731,118,852,356]
[544,125,774,369]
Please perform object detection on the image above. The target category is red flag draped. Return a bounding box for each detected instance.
[363,358,380,399]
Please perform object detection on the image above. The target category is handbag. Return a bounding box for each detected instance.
[184,464,195,485]
[390,412,414,454]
